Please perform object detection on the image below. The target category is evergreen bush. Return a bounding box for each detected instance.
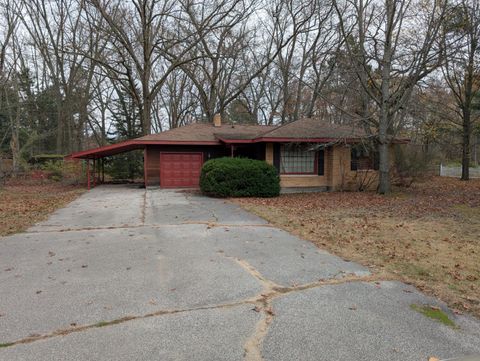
[200,157,280,197]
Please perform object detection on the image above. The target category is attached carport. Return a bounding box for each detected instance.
[68,139,225,189]
[68,140,146,189]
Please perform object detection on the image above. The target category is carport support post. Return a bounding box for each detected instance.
[101,158,105,183]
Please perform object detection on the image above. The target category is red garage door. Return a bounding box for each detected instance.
[160,153,203,188]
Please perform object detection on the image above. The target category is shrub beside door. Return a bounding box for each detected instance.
[199,157,280,197]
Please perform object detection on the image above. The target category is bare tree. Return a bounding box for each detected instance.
[179,0,257,122]
[334,0,448,194]
[18,0,101,154]
[179,0,317,124]
[87,72,116,146]
[276,0,341,123]
[442,0,480,180]
[0,0,20,173]
[85,0,251,134]
[155,69,198,131]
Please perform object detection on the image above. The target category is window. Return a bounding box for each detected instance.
[280,144,316,174]
[351,146,378,171]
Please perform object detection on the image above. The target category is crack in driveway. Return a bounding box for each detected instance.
[22,223,273,234]
[1,301,251,348]
[222,255,386,361]
[1,256,382,352]
[184,193,219,222]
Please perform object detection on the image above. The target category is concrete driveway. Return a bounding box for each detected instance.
[1,185,479,361]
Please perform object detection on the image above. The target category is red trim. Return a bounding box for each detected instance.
[69,140,220,159]
[140,140,219,145]
[259,137,357,143]
[218,136,411,144]
[159,152,204,189]
[217,136,365,144]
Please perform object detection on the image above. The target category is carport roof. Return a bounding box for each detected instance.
[66,138,220,159]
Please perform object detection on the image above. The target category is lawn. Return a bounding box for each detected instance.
[234,177,480,318]
[0,180,85,236]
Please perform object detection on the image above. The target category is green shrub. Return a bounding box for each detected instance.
[41,160,64,181]
[104,150,143,181]
[200,157,280,197]
[37,159,83,184]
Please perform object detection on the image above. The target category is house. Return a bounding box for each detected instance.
[70,116,403,192]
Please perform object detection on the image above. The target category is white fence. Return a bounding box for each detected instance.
[439,164,480,178]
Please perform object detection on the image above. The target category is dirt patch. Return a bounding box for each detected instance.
[233,177,480,318]
[0,180,85,236]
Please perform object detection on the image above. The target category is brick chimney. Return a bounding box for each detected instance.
[213,113,222,127]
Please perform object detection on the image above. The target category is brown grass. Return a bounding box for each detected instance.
[0,180,85,236]
[234,177,480,318]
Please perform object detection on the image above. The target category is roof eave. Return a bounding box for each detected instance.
[219,136,367,144]
[256,137,365,143]
[69,139,221,159]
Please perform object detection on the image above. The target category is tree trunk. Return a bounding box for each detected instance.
[10,126,20,175]
[56,104,65,154]
[377,0,394,195]
[10,111,20,175]
[461,108,471,180]
[5,84,21,175]
[473,134,478,166]
[141,97,152,135]
[377,139,390,194]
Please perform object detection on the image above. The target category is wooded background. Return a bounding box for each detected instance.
[0,0,479,192]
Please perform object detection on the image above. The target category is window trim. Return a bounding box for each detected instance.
[350,147,378,171]
[279,144,318,175]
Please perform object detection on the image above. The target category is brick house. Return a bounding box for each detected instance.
[70,116,404,192]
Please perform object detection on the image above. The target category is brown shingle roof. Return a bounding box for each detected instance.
[69,119,371,159]
[260,118,367,140]
[138,123,275,142]
[137,118,367,143]
[69,118,404,159]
